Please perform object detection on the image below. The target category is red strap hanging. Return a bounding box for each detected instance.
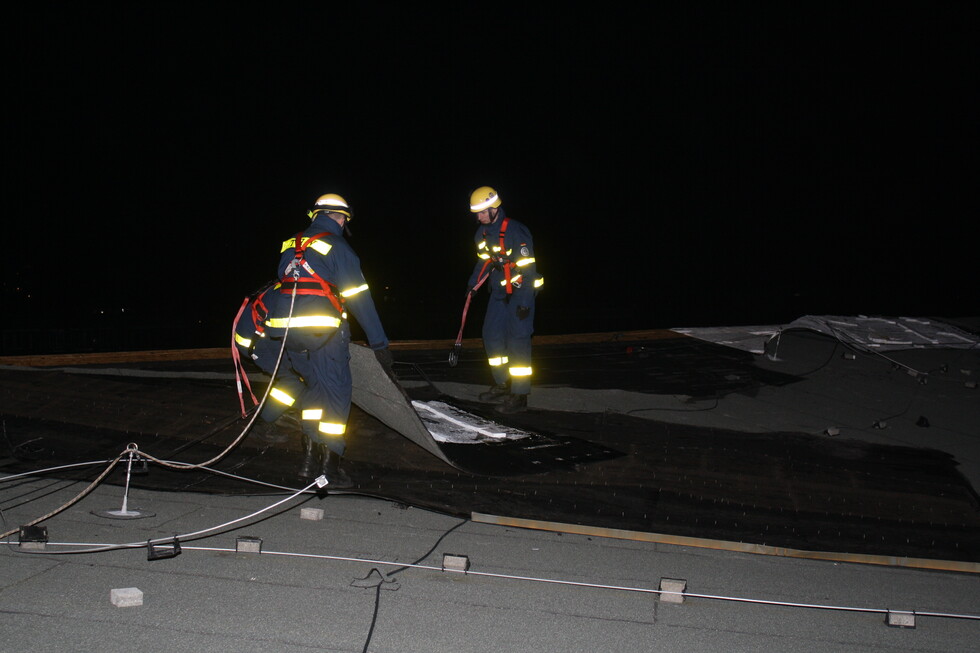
[231,296,259,418]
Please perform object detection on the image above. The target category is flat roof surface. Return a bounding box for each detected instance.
[1,319,978,651]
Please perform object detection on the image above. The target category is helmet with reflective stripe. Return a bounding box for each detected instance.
[309,193,352,220]
[469,186,501,213]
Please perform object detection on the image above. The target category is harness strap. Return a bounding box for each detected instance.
[280,231,345,315]
[231,296,260,417]
[250,292,270,336]
[483,218,515,295]
[498,217,513,295]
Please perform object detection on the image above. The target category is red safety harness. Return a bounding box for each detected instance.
[278,231,345,314]
[480,217,517,296]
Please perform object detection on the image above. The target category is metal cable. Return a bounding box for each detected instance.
[4,539,978,622]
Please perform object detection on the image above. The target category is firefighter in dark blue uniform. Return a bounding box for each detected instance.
[264,194,392,485]
[232,280,307,441]
[466,186,543,413]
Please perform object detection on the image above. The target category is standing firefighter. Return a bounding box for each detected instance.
[465,186,543,413]
[265,193,393,486]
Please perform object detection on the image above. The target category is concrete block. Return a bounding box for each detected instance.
[110,587,143,608]
[442,553,471,572]
[659,578,687,603]
[886,611,915,628]
[236,536,262,553]
[18,541,46,551]
[300,507,324,521]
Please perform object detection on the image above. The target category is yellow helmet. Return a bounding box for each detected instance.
[309,193,352,219]
[469,186,501,213]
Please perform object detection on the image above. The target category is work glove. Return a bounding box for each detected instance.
[373,346,394,373]
[516,305,531,320]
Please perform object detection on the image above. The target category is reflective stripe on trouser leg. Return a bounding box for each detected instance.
[298,409,347,452]
[259,374,306,423]
[487,355,509,387]
[506,295,535,395]
[317,421,347,455]
[269,386,295,407]
[249,334,306,423]
[259,384,294,424]
[509,365,533,394]
[286,323,352,456]
[482,296,512,387]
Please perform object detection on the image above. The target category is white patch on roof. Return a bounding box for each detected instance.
[411,400,532,444]
[671,325,780,354]
[673,316,978,354]
[781,315,979,351]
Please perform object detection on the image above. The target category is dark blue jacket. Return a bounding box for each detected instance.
[468,208,541,302]
[272,214,388,349]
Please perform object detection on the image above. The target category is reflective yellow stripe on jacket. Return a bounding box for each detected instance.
[265,316,343,329]
[281,237,332,255]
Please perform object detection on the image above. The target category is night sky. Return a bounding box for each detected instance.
[5,5,977,353]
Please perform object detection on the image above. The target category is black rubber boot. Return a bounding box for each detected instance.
[496,393,528,414]
[298,434,323,479]
[479,383,510,403]
[324,450,353,489]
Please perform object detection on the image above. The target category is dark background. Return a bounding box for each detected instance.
[4,4,976,354]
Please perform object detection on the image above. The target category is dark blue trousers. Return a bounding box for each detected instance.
[482,294,535,395]
[284,323,352,455]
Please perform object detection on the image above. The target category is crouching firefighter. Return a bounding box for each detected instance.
[231,280,307,442]
[263,193,393,487]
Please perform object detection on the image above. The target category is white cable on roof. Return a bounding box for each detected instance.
[5,539,978,622]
